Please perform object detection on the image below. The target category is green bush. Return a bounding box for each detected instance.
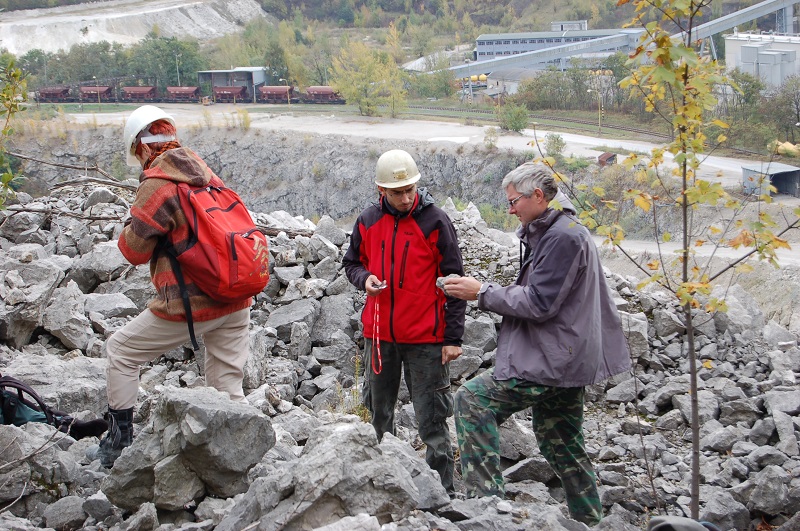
[496,103,529,133]
[0,62,27,208]
[561,157,591,172]
[544,133,566,157]
[484,126,499,150]
[477,203,518,231]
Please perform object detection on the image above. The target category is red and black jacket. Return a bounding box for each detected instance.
[343,188,466,346]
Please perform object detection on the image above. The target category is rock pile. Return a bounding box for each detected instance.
[1,183,799,531]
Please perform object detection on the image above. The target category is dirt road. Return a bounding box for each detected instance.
[78,103,757,189]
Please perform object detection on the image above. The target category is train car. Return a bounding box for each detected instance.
[213,85,248,103]
[257,85,297,104]
[166,86,201,102]
[302,86,345,104]
[79,86,114,102]
[37,86,72,103]
[121,86,157,102]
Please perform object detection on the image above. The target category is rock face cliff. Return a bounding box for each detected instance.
[15,125,524,223]
[0,0,271,56]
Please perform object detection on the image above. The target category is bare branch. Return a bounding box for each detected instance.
[708,217,800,282]
[0,478,29,514]
[255,223,313,239]
[51,177,137,192]
[5,204,126,222]
[9,151,113,180]
[0,428,69,474]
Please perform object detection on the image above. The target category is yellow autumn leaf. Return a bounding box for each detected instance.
[734,263,754,273]
[729,230,754,248]
[662,232,672,242]
[646,260,660,270]
[634,194,651,212]
[695,239,705,246]
[708,226,722,235]
[770,236,791,250]
[702,360,714,369]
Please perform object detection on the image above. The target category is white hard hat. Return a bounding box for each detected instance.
[375,149,421,189]
[123,105,176,167]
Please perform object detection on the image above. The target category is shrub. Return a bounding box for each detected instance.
[477,203,518,231]
[484,126,499,150]
[496,103,529,132]
[544,133,566,157]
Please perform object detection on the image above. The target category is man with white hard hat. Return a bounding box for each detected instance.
[342,149,466,495]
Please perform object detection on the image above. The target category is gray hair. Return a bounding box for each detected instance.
[501,162,558,202]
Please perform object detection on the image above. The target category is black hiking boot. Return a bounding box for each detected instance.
[92,407,133,468]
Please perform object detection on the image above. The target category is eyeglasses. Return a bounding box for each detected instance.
[508,194,526,208]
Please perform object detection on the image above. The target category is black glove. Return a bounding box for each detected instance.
[56,416,109,440]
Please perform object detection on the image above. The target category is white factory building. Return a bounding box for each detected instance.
[725,29,800,87]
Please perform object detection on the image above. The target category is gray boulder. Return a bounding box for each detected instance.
[102,387,275,512]
[216,421,419,531]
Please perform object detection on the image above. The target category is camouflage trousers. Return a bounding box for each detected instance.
[362,340,455,493]
[454,368,602,526]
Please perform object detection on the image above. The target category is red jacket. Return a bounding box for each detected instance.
[343,188,466,345]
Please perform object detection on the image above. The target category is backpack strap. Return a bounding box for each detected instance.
[0,373,56,426]
[1,390,18,425]
[153,234,200,351]
[165,251,200,351]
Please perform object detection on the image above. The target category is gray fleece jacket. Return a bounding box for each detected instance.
[478,207,632,387]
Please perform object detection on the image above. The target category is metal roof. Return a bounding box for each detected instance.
[487,68,544,82]
[197,67,266,74]
[742,162,800,174]
[477,30,621,40]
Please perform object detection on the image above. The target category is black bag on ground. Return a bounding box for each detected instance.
[647,516,722,531]
[0,373,108,440]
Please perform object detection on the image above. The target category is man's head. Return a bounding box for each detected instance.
[375,149,421,213]
[501,162,558,225]
[123,105,177,167]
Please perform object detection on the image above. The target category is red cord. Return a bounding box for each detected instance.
[371,296,382,375]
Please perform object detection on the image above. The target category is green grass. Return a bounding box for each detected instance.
[35,102,140,113]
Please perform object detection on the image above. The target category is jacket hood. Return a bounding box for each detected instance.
[553,189,577,215]
[414,187,436,212]
[140,147,214,188]
[517,207,563,243]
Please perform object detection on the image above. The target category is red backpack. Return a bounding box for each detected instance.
[164,176,270,349]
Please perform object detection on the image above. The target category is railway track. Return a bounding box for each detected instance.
[404,105,766,158]
[406,104,671,139]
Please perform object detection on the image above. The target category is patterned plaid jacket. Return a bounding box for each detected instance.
[118,147,251,322]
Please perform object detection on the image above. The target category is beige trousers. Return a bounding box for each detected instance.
[105,308,250,409]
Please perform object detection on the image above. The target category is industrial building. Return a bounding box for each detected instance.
[724,30,800,87]
[475,28,623,61]
[196,67,269,103]
[741,162,800,196]
[451,0,798,80]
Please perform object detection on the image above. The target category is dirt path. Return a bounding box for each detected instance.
[76,103,757,189]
